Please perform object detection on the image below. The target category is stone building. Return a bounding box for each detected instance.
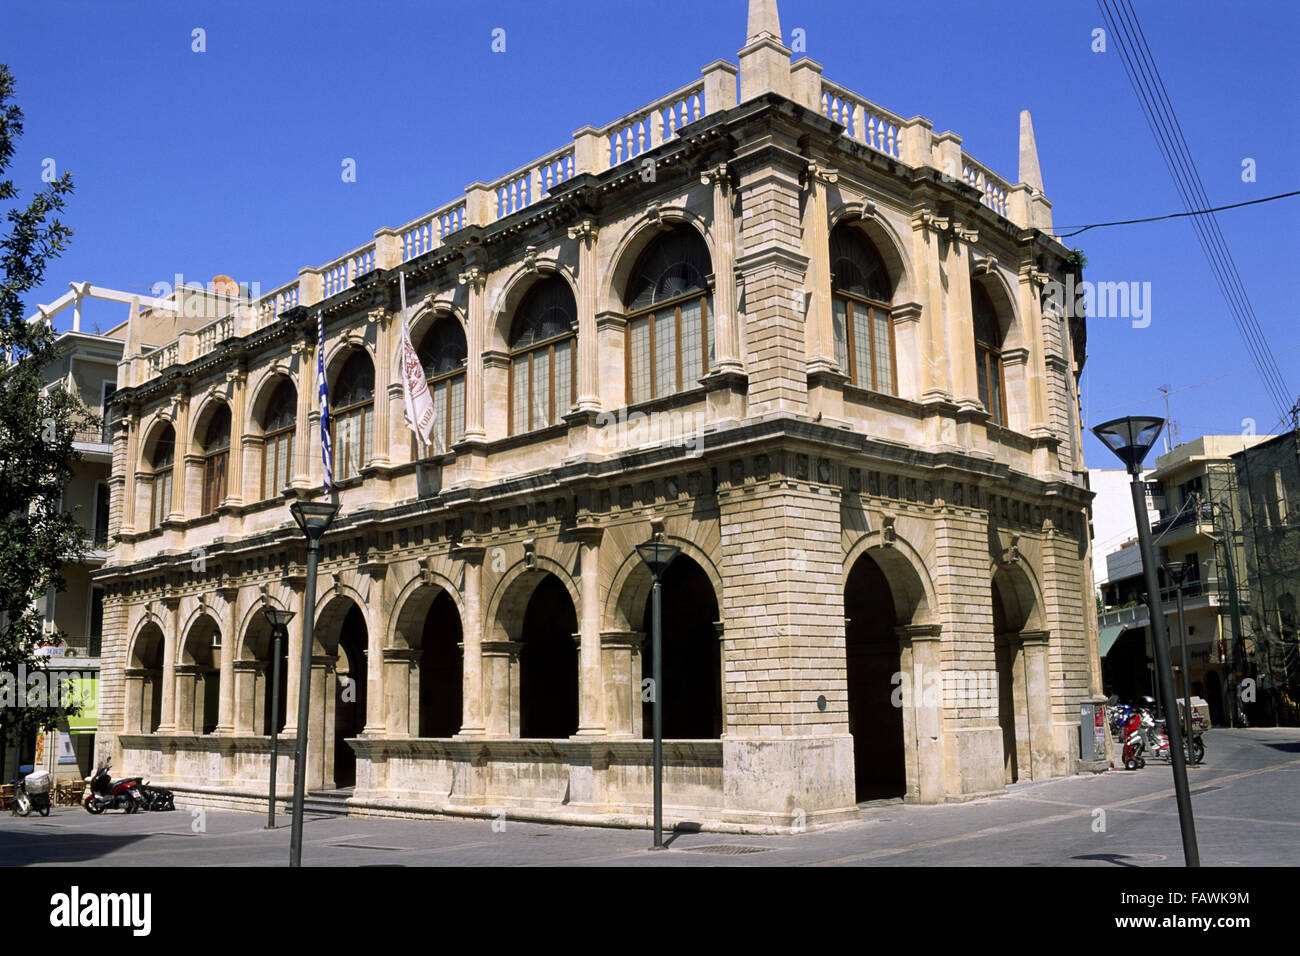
[94,0,1100,830]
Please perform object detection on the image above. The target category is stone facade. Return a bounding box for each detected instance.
[92,0,1100,831]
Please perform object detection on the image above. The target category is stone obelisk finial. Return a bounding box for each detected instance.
[747,0,782,43]
[1018,109,1045,193]
[739,0,791,101]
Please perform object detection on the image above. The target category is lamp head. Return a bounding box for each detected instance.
[262,605,296,633]
[289,499,340,541]
[1164,560,1186,584]
[1092,416,1165,474]
[635,540,681,577]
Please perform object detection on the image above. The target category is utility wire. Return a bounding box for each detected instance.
[1099,0,1292,421]
[1051,190,1300,238]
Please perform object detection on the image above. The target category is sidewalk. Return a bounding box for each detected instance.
[3,728,1297,866]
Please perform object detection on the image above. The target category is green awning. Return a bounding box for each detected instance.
[1099,624,1128,657]
[65,675,98,732]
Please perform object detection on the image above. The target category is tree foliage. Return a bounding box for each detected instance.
[0,63,90,768]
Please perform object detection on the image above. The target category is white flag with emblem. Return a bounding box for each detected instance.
[398,271,439,453]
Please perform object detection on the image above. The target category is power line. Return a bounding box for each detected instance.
[1083,341,1300,417]
[1098,0,1293,421]
[1050,190,1300,239]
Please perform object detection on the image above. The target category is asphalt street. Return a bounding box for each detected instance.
[3,728,1297,867]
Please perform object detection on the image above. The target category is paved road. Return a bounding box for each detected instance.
[3,728,1297,866]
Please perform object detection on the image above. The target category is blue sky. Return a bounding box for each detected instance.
[5,0,1298,463]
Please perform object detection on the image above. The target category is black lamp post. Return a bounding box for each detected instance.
[261,604,294,829]
[635,538,680,849]
[1092,416,1199,866]
[287,498,339,867]
[1163,561,1196,763]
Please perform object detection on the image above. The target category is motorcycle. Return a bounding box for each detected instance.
[137,782,175,812]
[82,759,146,814]
[12,770,52,817]
[1137,697,1207,765]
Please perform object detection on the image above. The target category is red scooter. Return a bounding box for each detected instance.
[1121,710,1146,770]
[82,759,145,814]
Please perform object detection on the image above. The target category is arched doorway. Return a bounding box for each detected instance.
[178,615,220,735]
[844,554,906,800]
[991,564,1048,785]
[333,605,368,787]
[419,592,463,737]
[519,574,578,739]
[238,615,289,737]
[640,554,721,739]
[129,623,165,733]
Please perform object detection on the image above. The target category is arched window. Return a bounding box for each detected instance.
[972,283,1006,426]
[418,316,467,452]
[625,229,714,404]
[149,425,175,529]
[200,406,231,515]
[830,224,895,394]
[261,380,296,500]
[509,277,576,434]
[332,351,374,480]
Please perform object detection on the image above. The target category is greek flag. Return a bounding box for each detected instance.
[317,311,333,491]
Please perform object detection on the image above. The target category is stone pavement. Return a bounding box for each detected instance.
[3,728,1297,867]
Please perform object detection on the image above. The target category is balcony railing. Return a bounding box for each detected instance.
[1152,502,1215,537]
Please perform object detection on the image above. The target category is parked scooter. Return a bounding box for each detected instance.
[137,782,176,811]
[82,759,145,814]
[12,770,52,817]
[1121,709,1146,770]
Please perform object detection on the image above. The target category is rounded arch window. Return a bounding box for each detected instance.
[148,424,175,529]
[261,379,296,500]
[972,282,1006,426]
[200,405,231,515]
[624,228,714,404]
[830,223,895,394]
[332,350,374,480]
[509,276,576,434]
[418,315,467,452]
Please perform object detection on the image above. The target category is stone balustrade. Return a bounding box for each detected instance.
[961,154,1011,218]
[399,199,467,263]
[489,144,576,220]
[255,279,301,328]
[820,78,903,159]
[602,79,706,167]
[321,243,377,299]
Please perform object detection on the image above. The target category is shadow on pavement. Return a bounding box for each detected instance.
[0,827,155,866]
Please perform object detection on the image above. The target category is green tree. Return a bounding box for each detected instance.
[0,63,90,780]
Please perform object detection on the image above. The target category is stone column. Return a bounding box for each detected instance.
[173,664,199,734]
[481,641,521,737]
[290,340,313,488]
[946,223,982,412]
[157,598,180,732]
[568,220,601,412]
[118,409,139,535]
[123,669,145,735]
[458,267,488,441]
[897,624,945,803]
[169,389,190,521]
[215,586,238,734]
[702,163,742,373]
[363,562,388,736]
[366,307,392,466]
[574,526,605,735]
[232,660,261,735]
[456,545,486,736]
[600,631,642,737]
[382,648,419,737]
[1020,629,1053,781]
[801,163,837,373]
[224,368,247,506]
[282,580,305,736]
[308,655,333,790]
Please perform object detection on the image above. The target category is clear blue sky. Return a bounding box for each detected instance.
[5,0,1298,463]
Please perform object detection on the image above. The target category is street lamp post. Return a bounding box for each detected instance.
[1093,416,1199,866]
[261,604,295,828]
[287,499,339,867]
[635,538,680,850]
[1163,561,1195,764]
